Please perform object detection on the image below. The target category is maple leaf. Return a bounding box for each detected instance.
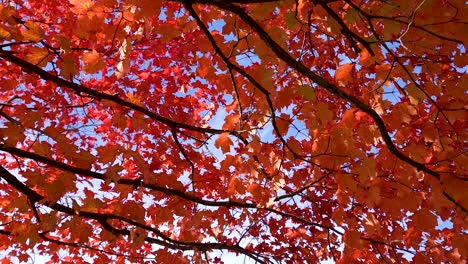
[69,0,95,14]
[82,49,105,73]
[58,55,78,78]
[115,58,130,79]
[335,63,354,85]
[228,176,245,196]
[0,0,466,262]
[24,47,49,65]
[358,157,377,183]
[115,38,132,79]
[214,133,232,154]
[20,21,44,42]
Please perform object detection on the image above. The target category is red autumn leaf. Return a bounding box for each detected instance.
[214,133,232,154]
[228,176,245,196]
[412,208,437,231]
[358,49,374,67]
[0,0,466,263]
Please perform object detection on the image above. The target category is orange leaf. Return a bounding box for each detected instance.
[25,47,49,65]
[335,63,354,85]
[20,21,44,42]
[358,49,374,66]
[358,158,377,183]
[276,114,290,136]
[215,133,232,153]
[342,108,357,128]
[58,55,78,78]
[115,58,131,79]
[69,0,95,14]
[82,49,105,74]
[247,183,263,201]
[375,64,391,81]
[228,177,245,196]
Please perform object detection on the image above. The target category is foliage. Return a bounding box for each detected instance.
[0,0,467,263]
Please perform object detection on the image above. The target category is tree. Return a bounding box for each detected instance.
[0,0,466,262]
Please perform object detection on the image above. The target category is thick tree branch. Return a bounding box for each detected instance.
[186,0,467,215]
[0,165,269,263]
[0,50,238,136]
[183,1,306,160]
[0,144,338,231]
[314,1,375,56]
[193,0,440,179]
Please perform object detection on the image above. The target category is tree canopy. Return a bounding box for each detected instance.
[0,0,467,263]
